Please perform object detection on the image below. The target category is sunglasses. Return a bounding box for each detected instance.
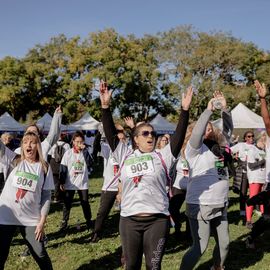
[246,135,254,138]
[139,131,157,137]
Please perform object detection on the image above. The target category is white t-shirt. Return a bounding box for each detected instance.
[0,160,54,226]
[0,146,17,180]
[61,149,89,190]
[246,146,266,184]
[113,142,174,217]
[230,142,257,162]
[185,142,229,205]
[101,142,119,191]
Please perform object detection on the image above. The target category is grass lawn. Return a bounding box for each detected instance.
[4,165,270,270]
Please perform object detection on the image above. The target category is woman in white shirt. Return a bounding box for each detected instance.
[100,81,193,270]
[180,92,233,270]
[58,131,93,232]
[0,132,54,270]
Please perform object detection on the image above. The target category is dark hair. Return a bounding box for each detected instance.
[25,124,44,141]
[131,123,155,149]
[72,131,85,142]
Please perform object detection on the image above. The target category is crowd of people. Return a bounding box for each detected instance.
[0,80,270,269]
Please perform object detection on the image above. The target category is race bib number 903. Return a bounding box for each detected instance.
[12,171,39,192]
[125,155,154,178]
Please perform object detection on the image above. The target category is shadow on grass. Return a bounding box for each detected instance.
[77,246,123,270]
[223,230,270,270]
[165,231,192,255]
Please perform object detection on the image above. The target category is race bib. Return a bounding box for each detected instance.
[125,154,154,178]
[215,157,229,180]
[12,171,39,192]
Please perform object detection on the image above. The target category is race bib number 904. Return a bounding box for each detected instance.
[12,171,39,192]
[125,155,154,178]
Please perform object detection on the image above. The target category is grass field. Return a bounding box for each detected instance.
[4,165,270,270]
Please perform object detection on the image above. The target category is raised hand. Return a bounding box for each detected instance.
[55,105,62,113]
[99,80,112,109]
[213,90,226,110]
[182,86,193,110]
[124,116,135,129]
[254,80,267,98]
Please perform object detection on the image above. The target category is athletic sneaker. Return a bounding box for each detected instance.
[89,232,100,243]
[58,221,68,233]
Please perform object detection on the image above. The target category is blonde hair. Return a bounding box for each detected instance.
[20,132,48,173]
[181,122,196,158]
[180,121,227,158]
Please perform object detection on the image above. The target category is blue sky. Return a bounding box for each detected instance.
[0,0,269,59]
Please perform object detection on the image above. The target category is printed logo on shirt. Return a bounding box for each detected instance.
[125,154,154,178]
[12,171,39,192]
[72,160,84,174]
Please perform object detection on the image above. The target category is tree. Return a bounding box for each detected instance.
[157,26,265,121]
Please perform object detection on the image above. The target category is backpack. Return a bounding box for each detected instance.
[54,143,66,163]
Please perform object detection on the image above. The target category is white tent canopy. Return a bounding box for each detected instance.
[36,113,67,132]
[149,114,176,134]
[212,102,265,129]
[67,112,100,131]
[0,112,25,132]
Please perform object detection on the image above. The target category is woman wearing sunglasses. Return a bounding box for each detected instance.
[100,81,193,270]
[231,130,257,221]
[0,132,54,270]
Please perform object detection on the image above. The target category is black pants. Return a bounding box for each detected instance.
[94,190,118,234]
[52,173,63,201]
[120,215,169,270]
[62,189,92,225]
[169,187,190,235]
[0,225,53,270]
[240,172,249,212]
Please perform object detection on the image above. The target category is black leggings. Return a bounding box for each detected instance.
[169,187,190,235]
[240,173,249,212]
[62,189,92,225]
[94,190,118,234]
[119,215,169,270]
[0,225,53,270]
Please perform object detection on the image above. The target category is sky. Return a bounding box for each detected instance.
[0,0,269,59]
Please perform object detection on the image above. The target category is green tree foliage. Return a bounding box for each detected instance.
[157,26,266,120]
[0,27,268,124]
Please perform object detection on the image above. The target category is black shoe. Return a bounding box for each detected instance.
[20,247,30,258]
[58,221,68,233]
[90,232,100,243]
